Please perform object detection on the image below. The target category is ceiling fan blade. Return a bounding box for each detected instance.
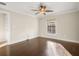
[0,2,6,5]
[46,10,53,12]
[43,13,46,15]
[40,2,43,6]
[31,9,39,11]
[35,12,39,15]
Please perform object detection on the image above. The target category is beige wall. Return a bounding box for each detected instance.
[0,9,39,44]
[0,13,5,42]
[39,11,79,43]
[10,12,39,44]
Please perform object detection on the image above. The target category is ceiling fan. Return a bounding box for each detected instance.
[32,3,54,15]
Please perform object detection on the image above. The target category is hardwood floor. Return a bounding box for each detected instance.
[0,46,7,56]
[40,37,79,56]
[9,38,50,56]
[0,37,79,56]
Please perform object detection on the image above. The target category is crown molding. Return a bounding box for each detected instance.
[36,8,79,19]
[0,7,36,18]
[53,8,79,16]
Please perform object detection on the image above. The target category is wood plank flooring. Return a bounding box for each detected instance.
[40,37,79,56]
[9,38,50,56]
[0,37,79,56]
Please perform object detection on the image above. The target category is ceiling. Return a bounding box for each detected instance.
[0,2,79,16]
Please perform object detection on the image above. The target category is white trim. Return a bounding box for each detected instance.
[55,38,79,44]
[0,7,36,18]
[0,10,10,47]
[8,38,27,45]
[47,9,79,16]
[0,10,9,14]
[40,35,79,44]
[56,9,79,16]
[8,35,38,45]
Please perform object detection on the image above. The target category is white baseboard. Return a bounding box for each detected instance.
[1,35,79,46]
[40,35,79,44]
[8,34,39,45]
[8,38,26,45]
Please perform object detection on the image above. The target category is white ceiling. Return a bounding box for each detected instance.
[0,2,79,16]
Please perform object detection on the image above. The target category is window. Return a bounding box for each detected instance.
[47,19,56,34]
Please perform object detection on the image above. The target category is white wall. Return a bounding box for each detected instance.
[0,8,39,44]
[10,12,38,44]
[0,13,5,42]
[39,11,79,43]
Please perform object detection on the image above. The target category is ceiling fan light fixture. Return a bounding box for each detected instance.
[32,3,53,15]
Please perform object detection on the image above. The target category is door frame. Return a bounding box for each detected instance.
[0,10,11,45]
